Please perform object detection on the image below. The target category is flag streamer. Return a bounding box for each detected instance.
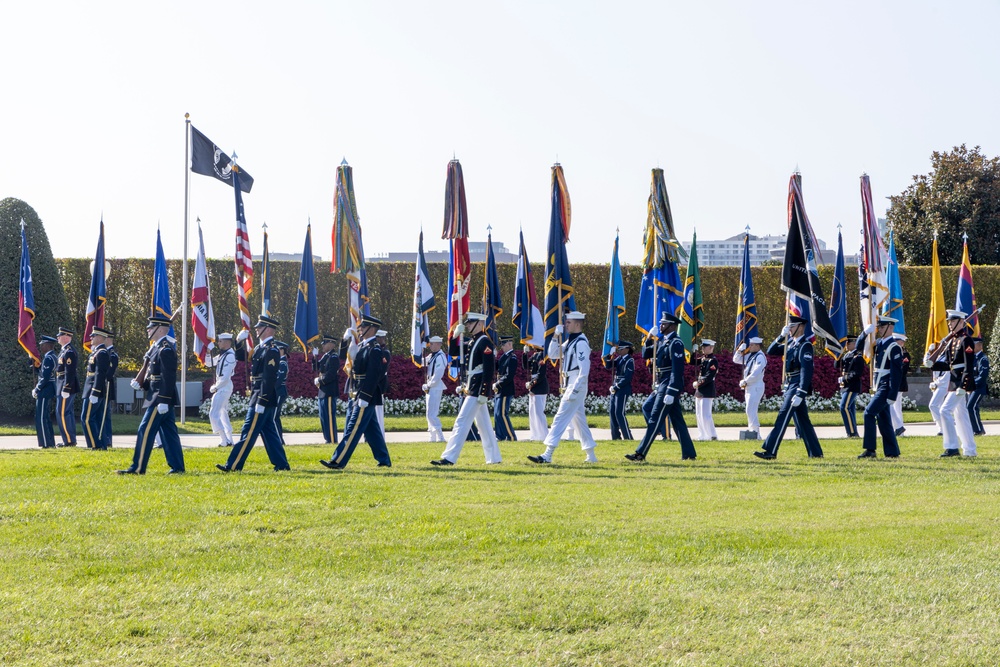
[331,162,370,329]
[636,168,684,339]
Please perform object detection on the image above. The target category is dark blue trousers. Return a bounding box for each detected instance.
[642,392,668,440]
[968,390,986,433]
[319,395,338,443]
[274,394,287,445]
[101,400,113,448]
[636,384,695,459]
[131,405,184,473]
[763,386,822,457]
[82,397,107,450]
[226,404,289,471]
[494,395,517,441]
[862,391,900,456]
[328,402,391,468]
[56,393,76,445]
[35,396,55,448]
[839,390,859,436]
[610,391,633,440]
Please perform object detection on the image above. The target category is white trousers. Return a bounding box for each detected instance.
[941,391,977,455]
[425,388,445,441]
[929,382,949,432]
[744,382,764,433]
[695,396,717,440]
[441,396,502,464]
[543,391,596,453]
[890,392,904,430]
[209,384,234,444]
[527,394,549,441]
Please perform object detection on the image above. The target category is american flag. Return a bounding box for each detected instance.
[233,167,254,350]
[191,221,216,365]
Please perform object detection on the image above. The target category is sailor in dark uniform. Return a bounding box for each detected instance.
[857,316,903,458]
[313,334,342,444]
[627,313,696,461]
[836,336,865,437]
[604,340,634,440]
[32,335,58,449]
[753,315,823,460]
[81,327,111,450]
[274,341,289,445]
[117,315,184,474]
[493,335,517,441]
[969,338,989,436]
[101,329,119,448]
[55,327,79,447]
[216,316,290,472]
[320,314,392,469]
[522,344,549,440]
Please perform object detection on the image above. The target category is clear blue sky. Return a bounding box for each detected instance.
[3,1,998,265]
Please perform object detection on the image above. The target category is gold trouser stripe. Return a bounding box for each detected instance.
[98,381,109,439]
[83,401,95,448]
[327,399,334,439]
[136,407,158,471]
[335,406,366,464]
[59,396,70,441]
[502,397,515,434]
[233,411,261,467]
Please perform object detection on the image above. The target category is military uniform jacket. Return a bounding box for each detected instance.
[248,339,280,407]
[522,349,549,395]
[276,358,288,400]
[549,333,591,396]
[695,354,718,398]
[495,350,517,397]
[314,350,341,399]
[899,348,910,392]
[351,338,387,404]
[607,354,634,395]
[82,344,110,400]
[735,349,767,387]
[107,346,119,402]
[974,351,990,393]
[653,333,686,396]
[767,335,813,396]
[35,349,58,399]
[56,343,80,394]
[869,336,903,401]
[424,350,447,391]
[930,335,976,392]
[450,333,495,397]
[836,349,865,393]
[374,348,391,406]
[142,337,177,407]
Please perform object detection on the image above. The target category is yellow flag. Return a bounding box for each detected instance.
[925,237,948,355]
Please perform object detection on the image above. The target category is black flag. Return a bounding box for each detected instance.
[190,125,253,193]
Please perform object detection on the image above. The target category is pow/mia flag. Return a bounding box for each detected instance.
[190,125,254,193]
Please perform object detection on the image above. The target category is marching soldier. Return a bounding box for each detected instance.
[313,334,342,444]
[641,334,669,442]
[216,315,290,472]
[753,315,823,460]
[857,316,903,458]
[320,314,392,469]
[274,341,289,445]
[81,327,111,450]
[926,310,977,457]
[33,335,58,449]
[207,332,242,447]
[117,314,184,474]
[493,335,517,441]
[733,336,766,439]
[969,337,989,436]
[522,344,549,441]
[101,329,119,448]
[55,327,79,447]
[603,340,634,440]
[836,336,864,438]
[890,336,911,436]
[528,310,598,463]
[422,336,447,442]
[431,312,502,465]
[692,339,719,441]
[627,313,696,462]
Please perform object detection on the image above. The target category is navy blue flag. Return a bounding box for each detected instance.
[543,164,576,355]
[293,224,320,360]
[483,231,503,345]
[190,125,254,193]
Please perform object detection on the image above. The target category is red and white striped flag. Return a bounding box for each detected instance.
[191,221,216,366]
[234,167,254,350]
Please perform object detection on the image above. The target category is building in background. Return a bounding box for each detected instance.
[369,240,518,264]
[682,232,858,267]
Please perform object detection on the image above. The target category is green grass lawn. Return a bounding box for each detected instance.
[3,436,1000,665]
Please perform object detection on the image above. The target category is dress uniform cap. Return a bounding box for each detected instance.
[39,335,57,344]
[565,311,586,320]
[946,309,966,320]
[878,315,898,325]
[659,313,681,325]
[217,333,234,341]
[428,336,443,343]
[616,340,634,349]
[748,336,764,344]
[375,330,389,337]
[700,339,716,347]
[147,314,172,328]
[464,312,486,322]
[499,335,514,344]
[893,333,907,341]
[788,315,808,325]
[255,314,281,329]
[321,333,337,343]
[360,314,383,329]
[57,326,75,336]
[91,326,113,338]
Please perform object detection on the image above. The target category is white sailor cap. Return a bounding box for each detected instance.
[464,312,487,322]
[894,333,907,341]
[878,315,898,325]
[217,333,234,341]
[700,339,716,347]
[749,336,764,344]
[946,309,966,320]
[565,311,586,320]
[428,336,443,343]
[376,330,388,337]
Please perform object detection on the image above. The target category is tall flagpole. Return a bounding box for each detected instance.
[181,113,191,423]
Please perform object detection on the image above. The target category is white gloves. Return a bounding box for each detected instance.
[929,381,937,391]
[780,325,792,338]
[554,325,564,336]
[209,384,218,394]
[738,343,747,353]
[862,323,876,337]
[692,380,700,389]
[343,328,354,341]
[156,403,169,415]
[791,395,803,407]
[739,380,747,389]
[61,390,70,399]
[237,330,249,343]
[254,404,265,414]
[609,386,616,395]
[923,359,933,369]
[928,343,938,352]
[358,398,369,408]
[311,347,319,357]
[89,395,98,405]
[477,395,488,405]
[955,388,967,397]
[31,389,38,399]
[313,378,320,387]
[453,324,466,336]
[421,383,429,392]
[665,394,674,406]
[456,386,465,396]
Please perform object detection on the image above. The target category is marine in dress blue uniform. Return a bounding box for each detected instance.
[313,334,343,444]
[320,315,392,469]
[81,327,111,450]
[753,316,823,460]
[836,336,864,437]
[117,315,185,474]
[33,336,58,449]
[54,327,79,446]
[603,340,634,440]
[102,333,119,448]
[627,313,696,461]
[217,315,290,472]
[968,338,989,436]
[857,317,903,458]
[274,341,290,445]
[493,336,518,441]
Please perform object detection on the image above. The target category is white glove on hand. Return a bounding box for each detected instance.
[343,328,354,341]
[456,386,466,396]
[929,381,937,391]
[554,324,564,336]
[609,386,616,395]
[237,330,249,343]
[61,390,70,399]
[130,379,141,390]
[955,388,967,397]
[525,381,532,390]
[254,404,265,414]
[453,324,466,336]
[780,325,792,338]
[313,378,321,387]
[477,394,488,405]
[156,403,169,415]
[209,384,218,394]
[31,389,38,399]
[791,395,803,407]
[421,384,429,392]
[738,343,747,353]
[692,381,700,389]
[863,323,876,337]
[358,398,369,408]
[739,380,747,389]
[311,347,319,357]
[89,395,98,405]
[665,394,675,406]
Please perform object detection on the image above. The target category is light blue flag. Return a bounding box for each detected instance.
[882,230,905,335]
[603,235,626,357]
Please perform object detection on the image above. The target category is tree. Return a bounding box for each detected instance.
[0,199,72,420]
[888,145,1000,266]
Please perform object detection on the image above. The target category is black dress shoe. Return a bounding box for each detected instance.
[682,456,697,460]
[894,427,906,436]
[940,449,960,458]
[376,463,391,468]
[753,451,776,460]
[527,455,550,464]
[273,466,290,472]
[430,458,454,466]
[115,469,138,475]
[885,455,899,458]
[166,469,185,474]
[216,464,231,473]
[624,452,645,462]
[857,450,877,459]
[319,459,341,469]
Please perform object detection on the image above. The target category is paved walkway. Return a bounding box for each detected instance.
[2,421,992,451]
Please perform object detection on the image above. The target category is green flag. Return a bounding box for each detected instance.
[677,231,703,360]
